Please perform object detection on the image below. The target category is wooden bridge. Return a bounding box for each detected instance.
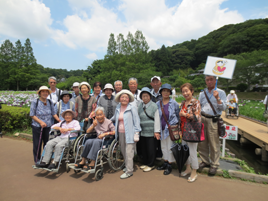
[222,112,268,161]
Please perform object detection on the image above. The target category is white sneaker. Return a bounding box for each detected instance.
[123,168,127,172]
[120,172,133,179]
[143,166,155,172]
[140,165,147,169]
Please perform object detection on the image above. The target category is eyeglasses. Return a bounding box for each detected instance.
[50,82,56,84]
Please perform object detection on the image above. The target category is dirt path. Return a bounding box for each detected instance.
[0,137,267,201]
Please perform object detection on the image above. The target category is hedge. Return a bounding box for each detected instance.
[0,104,31,132]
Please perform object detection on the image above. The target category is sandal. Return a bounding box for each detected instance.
[84,165,94,171]
[75,163,85,169]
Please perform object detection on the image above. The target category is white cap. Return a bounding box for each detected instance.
[72,82,79,88]
[151,76,161,82]
[103,83,114,92]
[230,90,235,94]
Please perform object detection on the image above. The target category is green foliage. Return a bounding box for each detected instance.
[237,83,248,92]
[0,105,31,132]
[222,170,232,178]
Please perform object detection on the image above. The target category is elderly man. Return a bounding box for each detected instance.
[150,76,162,102]
[112,80,123,96]
[47,76,62,105]
[128,77,141,108]
[198,75,227,175]
[71,82,80,103]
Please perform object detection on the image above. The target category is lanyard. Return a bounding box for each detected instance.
[205,89,213,100]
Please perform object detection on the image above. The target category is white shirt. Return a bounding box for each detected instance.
[47,88,61,104]
[264,95,268,105]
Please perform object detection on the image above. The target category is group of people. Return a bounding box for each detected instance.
[30,75,227,182]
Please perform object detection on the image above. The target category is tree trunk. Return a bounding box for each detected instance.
[17,81,19,91]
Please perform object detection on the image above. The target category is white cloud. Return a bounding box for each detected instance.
[52,0,244,52]
[85,52,98,60]
[0,0,53,40]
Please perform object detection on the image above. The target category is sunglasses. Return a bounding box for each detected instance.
[50,82,56,84]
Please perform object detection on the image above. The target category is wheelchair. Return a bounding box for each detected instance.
[68,133,125,181]
[32,128,83,173]
[225,104,239,119]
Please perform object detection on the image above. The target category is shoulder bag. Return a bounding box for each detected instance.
[204,91,226,137]
[160,101,180,141]
[182,104,205,143]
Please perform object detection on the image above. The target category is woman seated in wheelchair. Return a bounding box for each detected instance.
[35,109,80,169]
[75,107,115,170]
[228,99,237,116]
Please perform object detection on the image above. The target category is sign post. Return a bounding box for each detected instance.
[220,125,238,157]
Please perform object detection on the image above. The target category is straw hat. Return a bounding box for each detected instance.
[103,83,114,92]
[61,109,76,118]
[115,89,134,103]
[37,86,51,95]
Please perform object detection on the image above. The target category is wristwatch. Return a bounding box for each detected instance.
[217,97,221,101]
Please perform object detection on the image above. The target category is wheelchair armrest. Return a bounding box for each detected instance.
[70,130,80,133]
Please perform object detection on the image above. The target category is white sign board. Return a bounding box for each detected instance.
[203,56,237,79]
[220,125,238,141]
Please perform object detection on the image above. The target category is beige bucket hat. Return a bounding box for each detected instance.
[103,83,114,92]
[79,82,91,92]
[115,89,134,103]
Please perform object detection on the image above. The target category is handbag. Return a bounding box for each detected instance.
[182,107,205,143]
[160,101,180,141]
[263,96,268,119]
[204,91,226,137]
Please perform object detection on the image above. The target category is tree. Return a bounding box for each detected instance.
[225,50,268,91]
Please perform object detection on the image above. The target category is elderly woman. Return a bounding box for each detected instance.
[98,83,118,119]
[35,109,80,169]
[30,86,61,163]
[91,81,103,104]
[179,83,201,183]
[75,107,115,170]
[75,82,97,129]
[156,83,180,175]
[138,87,160,172]
[113,89,141,179]
[55,91,75,121]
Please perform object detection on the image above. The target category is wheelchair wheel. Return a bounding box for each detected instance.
[73,134,85,156]
[108,139,125,171]
[95,169,103,181]
[66,163,70,173]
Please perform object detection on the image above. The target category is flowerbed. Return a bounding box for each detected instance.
[0,91,38,108]
[238,100,266,122]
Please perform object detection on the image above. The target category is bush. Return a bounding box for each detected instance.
[0,104,31,132]
[237,83,248,92]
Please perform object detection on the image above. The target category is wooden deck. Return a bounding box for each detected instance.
[222,112,268,151]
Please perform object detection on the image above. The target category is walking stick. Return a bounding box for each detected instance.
[36,128,43,163]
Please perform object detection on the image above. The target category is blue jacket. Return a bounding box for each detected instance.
[156,98,180,140]
[114,103,142,143]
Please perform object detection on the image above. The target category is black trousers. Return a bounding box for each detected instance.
[229,108,237,114]
[156,139,162,158]
[32,126,51,163]
[140,136,157,167]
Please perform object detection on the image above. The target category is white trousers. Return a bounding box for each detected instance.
[161,135,175,163]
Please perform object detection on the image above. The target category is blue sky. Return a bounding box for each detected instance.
[0,0,267,71]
